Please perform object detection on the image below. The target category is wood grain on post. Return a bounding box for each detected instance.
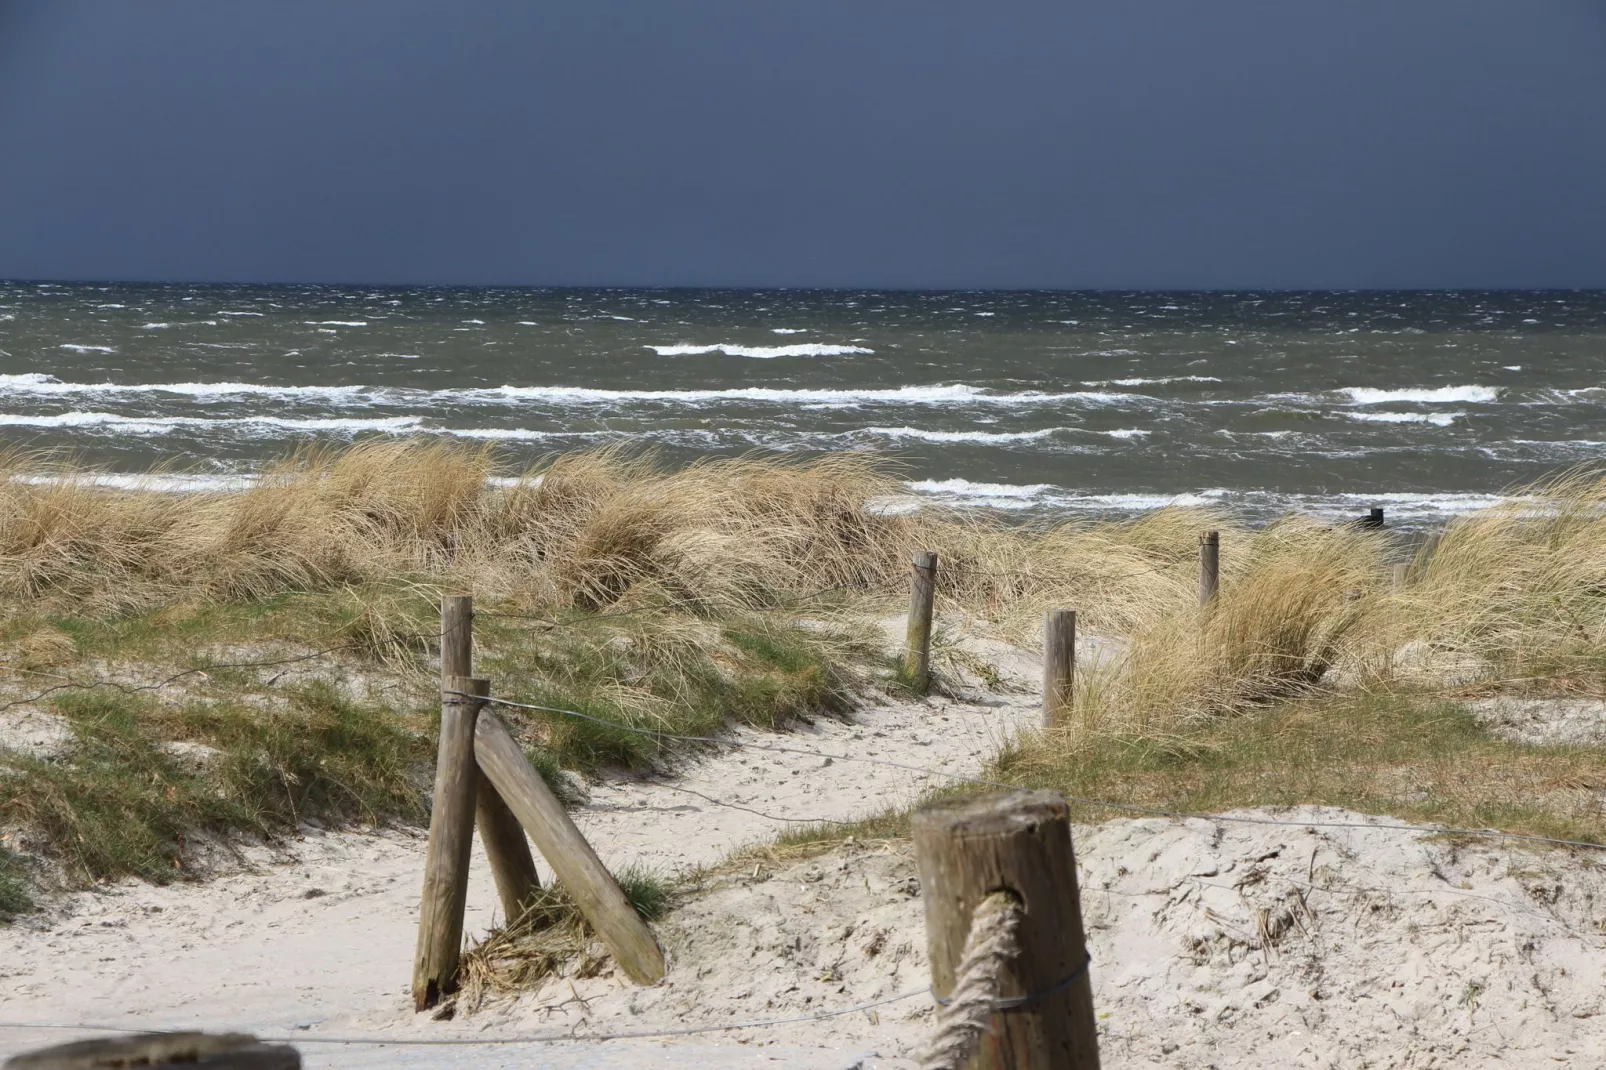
[442,594,541,924]
[411,674,488,1011]
[1391,562,1408,590]
[1197,530,1220,608]
[4,1033,298,1070]
[474,709,666,985]
[913,791,1100,1070]
[1041,609,1076,729]
[906,550,939,694]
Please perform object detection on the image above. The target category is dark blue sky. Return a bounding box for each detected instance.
[3,1,1605,289]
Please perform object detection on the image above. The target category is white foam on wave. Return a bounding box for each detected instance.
[770,328,807,335]
[1341,386,1498,404]
[0,374,370,402]
[906,478,1054,500]
[1343,411,1463,426]
[1104,428,1150,439]
[58,344,116,353]
[647,343,874,359]
[307,321,368,327]
[855,426,1061,444]
[0,411,423,434]
[217,311,264,317]
[1084,376,1221,387]
[140,323,171,330]
[489,384,1119,407]
[0,376,1144,411]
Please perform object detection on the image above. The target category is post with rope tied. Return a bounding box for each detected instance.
[912,790,1100,1070]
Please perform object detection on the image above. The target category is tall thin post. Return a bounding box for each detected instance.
[1198,530,1220,608]
[412,675,488,1011]
[913,791,1100,1070]
[441,594,541,925]
[905,551,939,694]
[1042,609,1076,729]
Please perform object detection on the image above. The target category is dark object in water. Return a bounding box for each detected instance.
[1356,507,1386,529]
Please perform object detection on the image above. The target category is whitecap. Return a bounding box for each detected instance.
[1103,428,1150,439]
[1340,386,1498,404]
[1083,376,1221,387]
[0,375,372,402]
[57,344,116,353]
[906,478,1053,500]
[140,323,171,330]
[770,328,807,335]
[306,320,368,327]
[488,384,1114,407]
[647,343,874,358]
[852,426,1062,444]
[1343,411,1463,426]
[0,411,423,434]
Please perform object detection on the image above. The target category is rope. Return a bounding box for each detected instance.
[919,892,1022,1070]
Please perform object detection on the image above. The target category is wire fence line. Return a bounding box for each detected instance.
[0,986,928,1047]
[464,691,1606,855]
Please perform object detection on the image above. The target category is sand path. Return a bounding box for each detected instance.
[0,641,1043,1069]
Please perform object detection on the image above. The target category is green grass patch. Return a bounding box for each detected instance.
[479,611,863,772]
[0,847,31,920]
[1004,691,1606,848]
[0,683,429,886]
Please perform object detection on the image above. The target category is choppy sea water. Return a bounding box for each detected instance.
[2,284,1604,527]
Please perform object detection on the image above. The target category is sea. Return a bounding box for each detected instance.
[2,283,1604,529]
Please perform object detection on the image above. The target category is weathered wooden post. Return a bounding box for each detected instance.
[4,1033,299,1069]
[1363,506,1385,529]
[412,675,488,1010]
[1391,562,1408,590]
[913,791,1100,1070]
[441,594,541,925]
[906,551,939,694]
[473,709,666,985]
[1041,609,1075,729]
[1197,530,1220,608]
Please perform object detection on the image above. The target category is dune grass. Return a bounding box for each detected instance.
[3,442,1606,915]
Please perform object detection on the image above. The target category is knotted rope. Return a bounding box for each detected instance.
[918,891,1024,1070]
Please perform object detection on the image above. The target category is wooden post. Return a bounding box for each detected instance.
[411,675,488,1011]
[473,709,666,985]
[4,1033,299,1069]
[906,551,938,694]
[1391,562,1408,590]
[442,594,542,925]
[913,791,1100,1070]
[1364,506,1385,529]
[1041,609,1075,729]
[1197,530,1220,608]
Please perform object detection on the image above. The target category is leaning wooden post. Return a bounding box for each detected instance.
[906,551,939,694]
[442,594,542,925]
[412,675,489,1011]
[473,708,666,985]
[1041,609,1075,729]
[913,791,1100,1070]
[1197,530,1220,608]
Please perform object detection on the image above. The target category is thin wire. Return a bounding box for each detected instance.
[0,988,924,1047]
[465,692,1606,854]
[0,629,446,714]
[475,583,866,630]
